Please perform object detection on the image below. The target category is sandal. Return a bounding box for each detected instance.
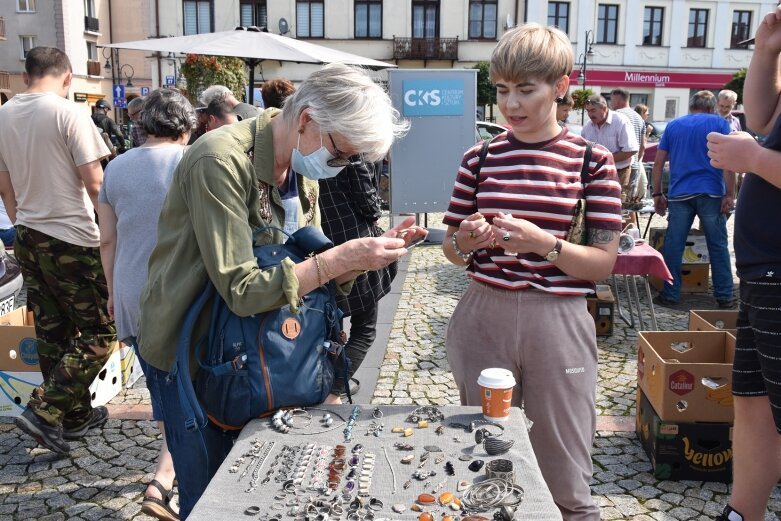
[141,479,180,521]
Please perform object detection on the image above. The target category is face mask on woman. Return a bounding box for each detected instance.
[291,133,345,180]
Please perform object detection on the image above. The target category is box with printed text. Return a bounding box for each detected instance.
[637,331,734,424]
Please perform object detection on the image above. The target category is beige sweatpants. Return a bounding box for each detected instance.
[445,281,600,521]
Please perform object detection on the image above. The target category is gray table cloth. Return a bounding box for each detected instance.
[189,405,562,520]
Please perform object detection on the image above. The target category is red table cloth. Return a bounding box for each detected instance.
[612,242,673,283]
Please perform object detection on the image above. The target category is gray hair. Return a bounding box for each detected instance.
[718,89,738,104]
[585,95,608,107]
[689,90,717,113]
[280,63,409,162]
[199,85,232,106]
[140,89,197,138]
[127,96,145,112]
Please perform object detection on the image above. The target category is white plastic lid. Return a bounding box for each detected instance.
[477,368,516,389]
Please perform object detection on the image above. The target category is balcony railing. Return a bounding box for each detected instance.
[393,37,459,61]
[0,17,6,40]
[86,60,102,76]
[84,16,99,33]
[0,72,10,91]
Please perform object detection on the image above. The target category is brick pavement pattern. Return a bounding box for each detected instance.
[1,213,780,520]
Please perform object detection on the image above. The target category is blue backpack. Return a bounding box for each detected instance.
[174,226,350,432]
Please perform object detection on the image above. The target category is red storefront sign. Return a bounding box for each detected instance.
[569,70,735,89]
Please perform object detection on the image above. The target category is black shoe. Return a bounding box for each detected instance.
[715,504,744,521]
[62,406,109,440]
[716,299,736,309]
[653,294,678,307]
[14,407,70,454]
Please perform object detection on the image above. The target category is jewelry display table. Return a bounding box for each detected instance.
[189,405,562,520]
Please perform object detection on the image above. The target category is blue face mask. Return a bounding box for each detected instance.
[291,133,345,180]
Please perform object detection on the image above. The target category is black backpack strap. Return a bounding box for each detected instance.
[474,134,502,195]
[580,141,593,185]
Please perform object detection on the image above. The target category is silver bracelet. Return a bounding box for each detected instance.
[451,232,473,262]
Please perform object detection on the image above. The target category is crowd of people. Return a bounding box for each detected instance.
[0,8,779,520]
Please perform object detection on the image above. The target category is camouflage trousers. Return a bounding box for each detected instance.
[14,226,116,428]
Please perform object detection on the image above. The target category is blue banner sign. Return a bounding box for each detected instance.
[402,79,465,116]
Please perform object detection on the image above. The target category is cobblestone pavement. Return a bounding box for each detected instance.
[1,213,780,520]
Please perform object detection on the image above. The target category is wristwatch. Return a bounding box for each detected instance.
[544,239,563,262]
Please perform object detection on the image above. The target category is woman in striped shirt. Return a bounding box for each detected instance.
[442,23,622,521]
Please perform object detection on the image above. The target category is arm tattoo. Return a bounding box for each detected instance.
[587,228,618,245]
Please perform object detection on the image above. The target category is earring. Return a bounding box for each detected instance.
[555,96,564,104]
[298,127,304,134]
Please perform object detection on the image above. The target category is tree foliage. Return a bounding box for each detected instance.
[471,61,496,107]
[723,69,746,105]
[179,54,248,105]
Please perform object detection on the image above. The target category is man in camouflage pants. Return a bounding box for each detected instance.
[0,47,115,454]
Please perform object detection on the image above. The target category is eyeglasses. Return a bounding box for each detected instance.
[326,133,362,168]
[128,111,141,118]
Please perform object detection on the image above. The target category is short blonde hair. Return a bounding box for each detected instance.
[718,89,738,104]
[490,23,573,85]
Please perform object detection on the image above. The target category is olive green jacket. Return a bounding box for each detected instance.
[137,109,347,371]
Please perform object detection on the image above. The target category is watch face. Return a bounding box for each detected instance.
[545,250,559,261]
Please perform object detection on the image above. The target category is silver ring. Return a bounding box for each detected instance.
[502,231,511,241]
[244,506,261,515]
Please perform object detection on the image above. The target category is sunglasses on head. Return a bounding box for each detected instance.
[326,133,363,168]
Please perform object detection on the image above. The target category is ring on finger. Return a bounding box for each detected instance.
[502,231,511,242]
[468,230,475,239]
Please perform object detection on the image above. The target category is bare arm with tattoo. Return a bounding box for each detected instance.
[552,228,619,281]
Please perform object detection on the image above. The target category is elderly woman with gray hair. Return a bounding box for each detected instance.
[135,63,425,518]
[97,88,196,521]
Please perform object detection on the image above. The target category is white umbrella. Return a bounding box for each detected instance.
[102,27,396,103]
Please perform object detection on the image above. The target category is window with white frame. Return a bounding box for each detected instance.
[87,41,98,61]
[20,35,35,59]
[687,8,708,48]
[355,0,382,38]
[468,0,497,40]
[240,1,267,29]
[84,0,96,18]
[17,0,35,13]
[183,0,212,35]
[296,0,324,38]
[547,2,570,34]
[597,4,619,44]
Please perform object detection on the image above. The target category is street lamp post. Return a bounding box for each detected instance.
[578,29,594,125]
[119,64,134,88]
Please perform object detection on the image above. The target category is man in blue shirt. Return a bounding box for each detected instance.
[651,90,736,308]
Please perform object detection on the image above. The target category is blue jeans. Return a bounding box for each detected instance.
[661,195,733,302]
[126,337,163,421]
[0,227,15,248]
[142,359,237,519]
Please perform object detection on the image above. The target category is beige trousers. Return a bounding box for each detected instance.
[445,281,600,521]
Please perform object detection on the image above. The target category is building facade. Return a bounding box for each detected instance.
[0,0,151,122]
[0,1,773,123]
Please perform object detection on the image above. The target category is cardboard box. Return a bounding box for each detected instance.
[586,284,615,336]
[637,331,734,423]
[0,307,123,415]
[88,346,122,406]
[119,342,143,389]
[636,388,732,482]
[650,263,710,293]
[649,227,710,263]
[688,310,738,336]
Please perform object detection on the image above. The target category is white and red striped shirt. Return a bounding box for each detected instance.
[443,128,623,295]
